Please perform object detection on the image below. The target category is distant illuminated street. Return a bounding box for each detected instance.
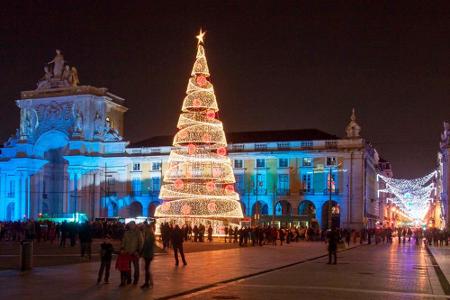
[1,240,448,300]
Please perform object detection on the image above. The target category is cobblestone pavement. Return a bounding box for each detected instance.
[0,239,238,270]
[1,241,446,300]
[183,241,448,300]
[0,241,330,299]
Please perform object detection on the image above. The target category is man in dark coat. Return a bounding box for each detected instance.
[79,222,92,259]
[171,225,187,266]
[141,224,155,289]
[326,227,339,264]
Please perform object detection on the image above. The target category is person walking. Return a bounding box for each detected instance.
[121,221,143,285]
[171,225,187,266]
[326,227,339,265]
[97,235,114,284]
[140,224,155,289]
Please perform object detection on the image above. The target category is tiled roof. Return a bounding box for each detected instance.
[130,129,339,148]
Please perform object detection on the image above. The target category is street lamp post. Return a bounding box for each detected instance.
[328,167,332,229]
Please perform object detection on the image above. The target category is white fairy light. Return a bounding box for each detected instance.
[378,171,436,221]
[155,30,243,223]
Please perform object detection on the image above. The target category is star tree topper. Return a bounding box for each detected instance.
[196,29,206,44]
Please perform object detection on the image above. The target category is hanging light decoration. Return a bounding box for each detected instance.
[378,171,436,221]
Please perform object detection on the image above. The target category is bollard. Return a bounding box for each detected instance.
[20,240,33,271]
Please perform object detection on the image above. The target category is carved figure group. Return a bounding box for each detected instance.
[37,49,80,89]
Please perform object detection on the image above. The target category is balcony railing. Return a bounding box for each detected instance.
[276,189,290,196]
[254,189,267,195]
[323,188,339,195]
[299,189,315,195]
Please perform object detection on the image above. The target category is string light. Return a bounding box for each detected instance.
[155,30,244,223]
[378,171,436,221]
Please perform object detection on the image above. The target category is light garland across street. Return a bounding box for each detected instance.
[377,171,437,221]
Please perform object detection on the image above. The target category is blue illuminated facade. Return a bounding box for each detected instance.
[0,66,383,230]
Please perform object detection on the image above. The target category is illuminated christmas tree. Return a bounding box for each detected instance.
[155,30,243,228]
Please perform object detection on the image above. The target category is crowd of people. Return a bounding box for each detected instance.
[0,220,126,244]
[159,223,340,248]
[1,219,450,290]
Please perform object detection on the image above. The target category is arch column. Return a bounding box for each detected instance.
[315,202,323,228]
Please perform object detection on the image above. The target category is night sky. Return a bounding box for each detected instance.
[0,1,449,178]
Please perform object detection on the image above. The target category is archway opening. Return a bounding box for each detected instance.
[275,200,292,216]
[129,201,143,217]
[298,200,316,221]
[108,201,118,217]
[252,201,269,217]
[321,201,340,229]
[148,201,160,217]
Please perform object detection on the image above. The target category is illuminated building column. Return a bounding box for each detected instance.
[25,174,31,218]
[315,203,323,228]
[16,174,24,219]
[64,174,70,213]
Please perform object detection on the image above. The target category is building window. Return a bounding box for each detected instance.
[132,178,141,195]
[302,158,312,167]
[301,141,313,148]
[326,173,336,193]
[235,174,245,192]
[256,159,265,168]
[326,157,337,166]
[232,144,244,151]
[277,142,290,149]
[234,159,243,169]
[256,173,266,194]
[302,174,312,192]
[133,163,141,171]
[152,177,160,192]
[279,158,289,168]
[255,144,267,150]
[8,180,15,198]
[106,177,115,186]
[278,174,289,193]
[152,162,162,171]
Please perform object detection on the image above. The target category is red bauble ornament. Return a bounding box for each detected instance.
[202,133,211,143]
[174,179,184,190]
[206,181,215,192]
[188,144,196,155]
[207,201,217,213]
[206,110,216,119]
[217,147,227,156]
[196,75,208,87]
[225,185,235,194]
[193,98,202,107]
[181,205,191,215]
